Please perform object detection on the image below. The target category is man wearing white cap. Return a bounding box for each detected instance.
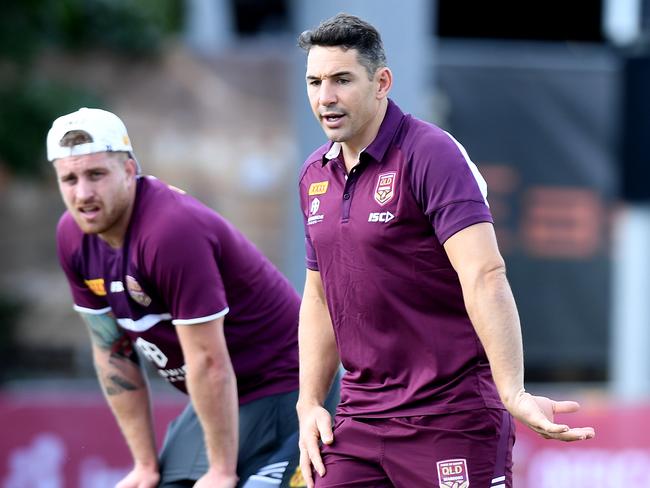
[48,108,337,488]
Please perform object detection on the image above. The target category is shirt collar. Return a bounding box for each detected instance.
[324,142,342,161]
[321,99,405,167]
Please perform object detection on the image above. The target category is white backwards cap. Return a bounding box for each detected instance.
[47,108,139,170]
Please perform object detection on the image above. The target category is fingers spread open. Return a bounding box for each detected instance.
[535,419,570,434]
[551,400,581,414]
[538,426,595,442]
[299,447,315,488]
[316,413,334,445]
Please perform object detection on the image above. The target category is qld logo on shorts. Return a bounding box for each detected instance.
[436,458,469,488]
[374,171,397,206]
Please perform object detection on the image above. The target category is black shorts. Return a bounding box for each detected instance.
[159,375,340,488]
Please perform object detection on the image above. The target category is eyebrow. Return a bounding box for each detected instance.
[58,164,107,179]
[306,70,353,81]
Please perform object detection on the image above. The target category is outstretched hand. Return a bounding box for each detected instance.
[509,391,595,442]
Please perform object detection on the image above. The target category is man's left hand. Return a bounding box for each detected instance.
[508,391,595,442]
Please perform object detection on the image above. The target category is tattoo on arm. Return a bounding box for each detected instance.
[80,312,143,395]
[104,374,139,395]
[80,312,139,362]
[81,312,124,349]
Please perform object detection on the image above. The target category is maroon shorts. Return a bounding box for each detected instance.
[315,408,514,488]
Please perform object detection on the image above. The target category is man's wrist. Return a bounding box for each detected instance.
[205,466,239,482]
[498,384,526,410]
[134,458,159,468]
[296,397,324,416]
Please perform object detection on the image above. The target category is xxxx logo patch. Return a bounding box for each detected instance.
[308,181,329,196]
[84,278,106,296]
[374,171,397,206]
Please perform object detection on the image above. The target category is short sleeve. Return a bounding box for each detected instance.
[299,173,320,271]
[409,130,493,244]
[145,218,229,325]
[305,235,319,271]
[56,214,110,313]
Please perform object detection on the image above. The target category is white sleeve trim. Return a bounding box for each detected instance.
[444,130,490,207]
[172,307,229,325]
[117,313,172,332]
[74,305,112,315]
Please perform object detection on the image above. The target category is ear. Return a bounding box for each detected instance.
[375,67,392,100]
[124,157,138,179]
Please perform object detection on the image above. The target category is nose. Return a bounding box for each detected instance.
[74,178,95,202]
[319,80,337,107]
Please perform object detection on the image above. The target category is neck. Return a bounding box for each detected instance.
[99,185,137,249]
[342,99,388,172]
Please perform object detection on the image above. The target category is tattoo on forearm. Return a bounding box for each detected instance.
[80,312,139,364]
[109,336,141,364]
[95,359,144,396]
[103,374,139,396]
[81,312,145,396]
[81,312,122,349]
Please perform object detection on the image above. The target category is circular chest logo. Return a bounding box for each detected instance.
[126,275,152,307]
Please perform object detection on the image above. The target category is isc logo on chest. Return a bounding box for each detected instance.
[368,211,395,223]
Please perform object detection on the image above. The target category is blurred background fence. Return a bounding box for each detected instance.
[2,0,650,486]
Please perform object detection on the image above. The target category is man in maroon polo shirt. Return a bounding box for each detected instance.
[295,13,595,488]
[48,108,339,488]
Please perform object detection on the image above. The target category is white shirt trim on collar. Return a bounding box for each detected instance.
[325,142,342,160]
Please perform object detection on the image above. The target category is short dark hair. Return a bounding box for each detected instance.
[59,130,93,147]
[297,13,387,79]
[59,130,129,163]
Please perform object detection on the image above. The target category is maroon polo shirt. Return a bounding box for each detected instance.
[57,176,300,404]
[299,100,503,417]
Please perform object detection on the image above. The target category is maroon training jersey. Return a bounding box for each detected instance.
[299,100,503,417]
[57,176,299,404]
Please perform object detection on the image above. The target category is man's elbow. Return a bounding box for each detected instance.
[482,260,508,282]
[185,350,233,383]
[461,258,507,287]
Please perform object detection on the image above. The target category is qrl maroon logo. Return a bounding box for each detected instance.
[374,171,397,206]
[436,459,469,488]
[126,275,152,307]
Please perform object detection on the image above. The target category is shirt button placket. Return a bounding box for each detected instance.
[341,168,358,221]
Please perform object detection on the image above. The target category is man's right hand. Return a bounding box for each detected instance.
[192,470,238,488]
[297,404,334,488]
[115,465,160,488]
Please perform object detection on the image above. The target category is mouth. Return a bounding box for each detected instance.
[320,112,346,128]
[77,204,101,220]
